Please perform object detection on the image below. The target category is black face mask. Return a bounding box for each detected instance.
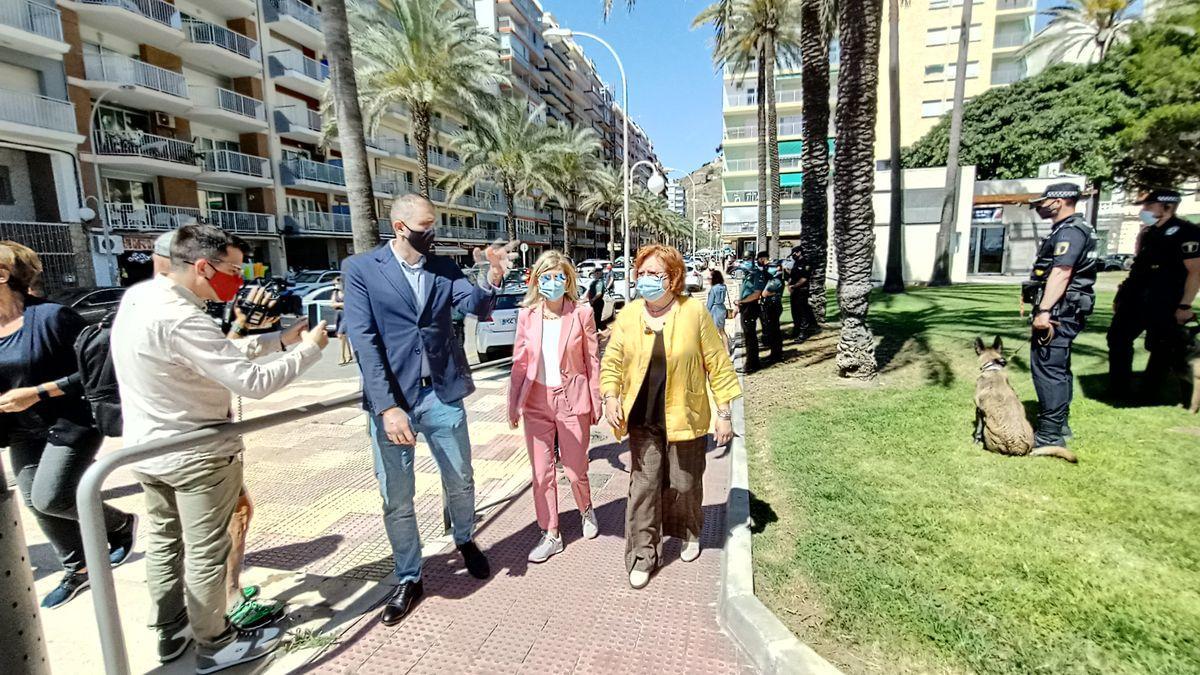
[402,225,435,254]
[1034,200,1060,221]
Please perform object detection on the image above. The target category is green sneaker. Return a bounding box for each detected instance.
[228,598,284,630]
[240,586,259,602]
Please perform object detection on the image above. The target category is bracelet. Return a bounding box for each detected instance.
[716,409,732,421]
[1034,308,1051,316]
[603,394,620,402]
[36,384,51,401]
[232,322,249,336]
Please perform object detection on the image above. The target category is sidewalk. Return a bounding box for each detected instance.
[17,347,753,673]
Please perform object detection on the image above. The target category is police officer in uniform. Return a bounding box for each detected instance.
[1023,183,1098,453]
[736,252,769,372]
[1107,188,1200,401]
[760,260,785,362]
[787,246,819,340]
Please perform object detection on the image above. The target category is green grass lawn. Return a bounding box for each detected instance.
[746,282,1200,675]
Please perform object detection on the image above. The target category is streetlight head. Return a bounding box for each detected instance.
[543,27,572,43]
[647,171,666,196]
[78,206,96,222]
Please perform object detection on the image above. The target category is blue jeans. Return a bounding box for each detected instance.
[369,386,476,583]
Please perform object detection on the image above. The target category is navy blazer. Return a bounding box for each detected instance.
[343,244,497,415]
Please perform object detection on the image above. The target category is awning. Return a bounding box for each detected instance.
[780,173,803,188]
[973,193,1040,205]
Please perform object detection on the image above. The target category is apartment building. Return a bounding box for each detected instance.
[0,0,659,289]
[665,180,685,216]
[719,0,1036,254]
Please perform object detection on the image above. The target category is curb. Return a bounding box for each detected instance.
[719,333,843,675]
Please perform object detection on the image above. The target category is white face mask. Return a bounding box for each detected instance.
[1138,209,1160,226]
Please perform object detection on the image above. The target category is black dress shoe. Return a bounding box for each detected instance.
[457,541,491,579]
[380,580,424,627]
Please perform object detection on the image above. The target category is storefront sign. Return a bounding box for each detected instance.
[972,206,1004,223]
[122,235,158,251]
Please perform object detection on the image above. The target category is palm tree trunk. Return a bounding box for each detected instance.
[564,202,575,259]
[765,34,781,260]
[413,103,433,199]
[755,42,768,255]
[320,0,377,255]
[505,185,518,241]
[883,0,905,293]
[799,0,832,323]
[833,0,883,380]
[930,0,974,286]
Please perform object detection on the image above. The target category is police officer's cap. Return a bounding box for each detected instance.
[790,245,803,255]
[1027,182,1083,203]
[755,250,770,259]
[1133,188,1183,205]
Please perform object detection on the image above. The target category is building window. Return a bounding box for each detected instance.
[924,64,945,81]
[103,177,155,205]
[0,166,12,205]
[875,159,892,172]
[921,100,945,117]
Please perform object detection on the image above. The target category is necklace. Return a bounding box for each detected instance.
[645,297,675,318]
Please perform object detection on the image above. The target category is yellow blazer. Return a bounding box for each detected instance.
[600,295,741,442]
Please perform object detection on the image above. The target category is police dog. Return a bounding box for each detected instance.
[973,336,1078,463]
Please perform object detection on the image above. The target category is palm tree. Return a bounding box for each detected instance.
[882,0,908,293]
[1022,0,1137,65]
[542,123,604,260]
[444,99,561,242]
[929,0,974,286]
[581,165,624,259]
[348,0,506,198]
[798,0,835,322]
[320,0,376,254]
[832,0,883,379]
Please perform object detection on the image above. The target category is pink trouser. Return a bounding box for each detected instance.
[522,381,592,531]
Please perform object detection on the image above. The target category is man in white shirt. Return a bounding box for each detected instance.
[112,225,328,673]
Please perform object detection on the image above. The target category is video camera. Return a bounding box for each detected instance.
[205,277,299,332]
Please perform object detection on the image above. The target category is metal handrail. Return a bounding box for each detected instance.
[78,357,512,674]
[0,0,63,40]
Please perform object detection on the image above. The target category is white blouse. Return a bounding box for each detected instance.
[536,318,563,387]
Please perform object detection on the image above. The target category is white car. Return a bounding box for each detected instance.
[300,284,339,334]
[474,287,524,361]
[684,264,704,294]
[290,269,341,299]
[608,269,630,300]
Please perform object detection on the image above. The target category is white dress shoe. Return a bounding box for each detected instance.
[681,538,701,562]
[628,568,650,589]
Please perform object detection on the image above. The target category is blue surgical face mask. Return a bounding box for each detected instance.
[767,266,779,276]
[539,274,566,301]
[740,261,753,271]
[636,275,667,302]
[1138,209,1160,226]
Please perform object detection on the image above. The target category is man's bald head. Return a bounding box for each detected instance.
[390,194,436,233]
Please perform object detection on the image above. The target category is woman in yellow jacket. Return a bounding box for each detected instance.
[600,244,741,589]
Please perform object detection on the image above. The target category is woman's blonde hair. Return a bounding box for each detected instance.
[0,240,43,296]
[522,250,580,307]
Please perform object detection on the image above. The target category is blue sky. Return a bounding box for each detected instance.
[540,0,725,178]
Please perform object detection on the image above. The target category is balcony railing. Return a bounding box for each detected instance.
[990,64,1025,85]
[725,187,803,202]
[281,157,344,186]
[81,0,179,28]
[440,225,499,241]
[723,122,803,139]
[205,209,275,235]
[197,87,263,121]
[202,150,269,178]
[725,89,802,107]
[994,29,1031,49]
[288,210,351,234]
[276,104,321,132]
[428,150,460,170]
[83,52,188,98]
[271,49,328,81]
[997,0,1032,10]
[105,202,201,230]
[0,87,76,134]
[184,19,258,60]
[272,0,319,31]
[93,129,198,165]
[725,156,802,172]
[1,0,63,41]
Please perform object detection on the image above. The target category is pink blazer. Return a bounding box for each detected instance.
[508,300,602,424]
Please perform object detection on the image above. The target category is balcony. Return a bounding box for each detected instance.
[996,0,1034,13]
[199,150,271,187]
[204,209,275,236]
[79,52,191,114]
[190,87,266,132]
[498,0,541,27]
[990,60,1026,85]
[725,156,802,173]
[993,20,1032,51]
[104,202,201,231]
[0,0,68,58]
[284,210,352,236]
[264,0,322,47]
[428,149,460,170]
[64,0,182,50]
[280,157,345,192]
[181,19,259,77]
[725,88,802,108]
[723,122,802,141]
[722,219,801,235]
[269,50,328,98]
[91,129,200,177]
[0,87,83,146]
[372,171,406,197]
[724,187,803,204]
[274,105,322,143]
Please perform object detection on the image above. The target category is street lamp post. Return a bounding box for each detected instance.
[87,84,135,286]
[680,171,709,253]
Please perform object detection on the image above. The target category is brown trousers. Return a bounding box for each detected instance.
[625,426,707,572]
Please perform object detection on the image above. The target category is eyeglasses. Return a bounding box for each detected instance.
[636,271,668,281]
[188,258,240,275]
[539,272,567,284]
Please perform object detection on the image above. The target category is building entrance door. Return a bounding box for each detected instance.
[969,225,1006,274]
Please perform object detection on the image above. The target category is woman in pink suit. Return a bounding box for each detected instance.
[508,251,601,563]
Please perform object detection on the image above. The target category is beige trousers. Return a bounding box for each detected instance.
[625,426,707,573]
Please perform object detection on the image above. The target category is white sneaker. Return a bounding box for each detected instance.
[527,532,564,563]
[681,538,701,563]
[581,507,599,539]
[629,568,650,589]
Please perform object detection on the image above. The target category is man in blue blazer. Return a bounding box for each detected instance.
[343,194,512,626]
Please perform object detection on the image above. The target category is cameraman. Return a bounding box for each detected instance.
[112,225,328,671]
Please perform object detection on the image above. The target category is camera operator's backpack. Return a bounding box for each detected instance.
[74,310,122,437]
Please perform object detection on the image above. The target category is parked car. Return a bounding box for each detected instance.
[1101,254,1134,272]
[474,286,525,362]
[289,269,342,298]
[684,264,704,294]
[300,284,339,334]
[608,269,630,300]
[50,286,126,324]
[577,258,610,279]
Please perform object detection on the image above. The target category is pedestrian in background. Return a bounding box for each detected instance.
[787,246,818,340]
[706,268,735,353]
[760,261,785,363]
[508,251,601,563]
[0,241,136,610]
[112,225,328,671]
[332,276,354,365]
[601,244,740,590]
[736,252,768,372]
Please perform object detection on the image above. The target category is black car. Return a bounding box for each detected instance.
[1101,254,1134,272]
[50,287,127,324]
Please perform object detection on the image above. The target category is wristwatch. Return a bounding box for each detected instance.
[1034,308,1051,316]
[36,384,51,401]
[716,409,733,421]
[232,322,249,336]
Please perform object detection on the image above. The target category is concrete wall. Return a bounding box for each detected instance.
[869,165,976,283]
[0,148,35,222]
